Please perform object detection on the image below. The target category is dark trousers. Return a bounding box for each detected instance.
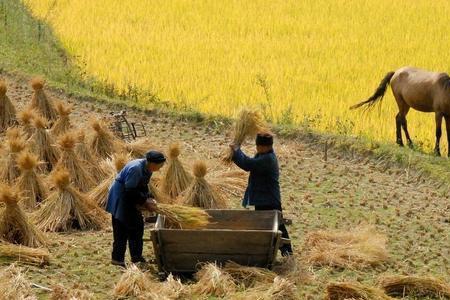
[111,216,144,262]
[255,205,293,255]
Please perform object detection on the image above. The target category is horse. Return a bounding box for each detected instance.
[350,66,450,156]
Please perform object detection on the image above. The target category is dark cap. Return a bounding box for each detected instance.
[256,133,274,146]
[145,150,166,163]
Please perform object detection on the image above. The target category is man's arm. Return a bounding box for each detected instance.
[231,147,269,172]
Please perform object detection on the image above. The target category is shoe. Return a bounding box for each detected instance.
[131,256,146,263]
[111,259,126,268]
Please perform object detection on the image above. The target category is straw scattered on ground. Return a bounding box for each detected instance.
[223,261,277,288]
[325,282,393,300]
[0,264,36,300]
[379,275,450,298]
[50,284,94,300]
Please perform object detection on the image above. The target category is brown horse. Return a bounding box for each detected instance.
[351,66,450,156]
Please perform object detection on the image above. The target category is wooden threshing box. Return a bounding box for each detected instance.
[151,209,282,274]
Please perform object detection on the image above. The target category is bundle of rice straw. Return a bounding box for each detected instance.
[161,143,192,199]
[223,261,276,288]
[191,263,237,297]
[182,161,227,209]
[304,226,389,269]
[149,179,171,204]
[0,133,26,183]
[0,80,17,132]
[0,264,36,300]
[29,77,57,122]
[156,203,210,229]
[74,130,108,181]
[0,183,48,247]
[125,138,154,159]
[325,282,393,300]
[50,285,93,300]
[0,242,50,265]
[50,101,72,137]
[379,275,450,298]
[154,273,190,300]
[55,131,95,192]
[89,152,130,208]
[16,151,48,209]
[113,264,153,298]
[223,108,268,163]
[34,168,107,232]
[17,108,37,138]
[88,119,123,159]
[31,115,59,172]
[207,166,247,198]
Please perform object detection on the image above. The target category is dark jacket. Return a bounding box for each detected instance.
[232,148,281,208]
[106,159,152,227]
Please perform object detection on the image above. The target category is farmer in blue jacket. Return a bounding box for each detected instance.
[231,133,293,256]
[106,151,166,267]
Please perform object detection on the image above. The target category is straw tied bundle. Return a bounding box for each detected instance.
[379,275,450,298]
[0,130,26,183]
[29,77,58,122]
[89,119,123,159]
[17,108,37,139]
[156,203,210,229]
[0,80,16,132]
[0,242,50,266]
[50,101,72,137]
[74,130,108,181]
[31,115,59,172]
[161,143,192,199]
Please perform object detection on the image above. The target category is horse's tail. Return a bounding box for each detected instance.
[350,71,395,110]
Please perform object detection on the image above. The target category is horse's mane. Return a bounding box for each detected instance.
[438,73,450,90]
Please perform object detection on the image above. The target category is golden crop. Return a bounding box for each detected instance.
[23,0,450,151]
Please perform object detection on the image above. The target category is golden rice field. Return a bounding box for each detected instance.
[23,0,450,151]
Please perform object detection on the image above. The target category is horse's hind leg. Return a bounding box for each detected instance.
[393,92,412,147]
[395,113,404,146]
[444,114,450,157]
[401,107,413,148]
[434,112,443,156]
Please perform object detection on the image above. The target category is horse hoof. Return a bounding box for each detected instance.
[434,150,441,157]
[407,143,414,149]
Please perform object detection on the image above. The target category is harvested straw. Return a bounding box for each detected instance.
[156,203,210,229]
[326,282,393,300]
[161,143,192,199]
[156,273,190,300]
[207,167,247,198]
[223,108,268,163]
[55,131,95,192]
[304,226,389,269]
[0,242,50,265]
[17,108,37,138]
[30,78,57,122]
[272,254,313,285]
[0,264,36,300]
[182,161,227,209]
[31,115,59,172]
[34,168,107,232]
[16,151,48,209]
[50,101,72,136]
[88,119,123,159]
[192,263,237,297]
[223,261,276,288]
[0,183,48,247]
[263,276,297,300]
[0,134,26,183]
[74,130,108,181]
[0,80,17,132]
[125,138,154,159]
[50,285,93,300]
[113,264,153,298]
[379,275,450,298]
[149,177,171,204]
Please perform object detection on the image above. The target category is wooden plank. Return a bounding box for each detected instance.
[204,210,277,230]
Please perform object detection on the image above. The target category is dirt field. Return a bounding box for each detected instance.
[1,74,449,299]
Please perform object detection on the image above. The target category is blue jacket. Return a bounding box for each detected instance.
[106,159,152,227]
[232,148,281,208]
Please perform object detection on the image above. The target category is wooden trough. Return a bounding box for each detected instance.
[150,209,282,274]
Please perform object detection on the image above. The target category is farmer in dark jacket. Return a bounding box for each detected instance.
[106,151,166,267]
[231,133,293,256]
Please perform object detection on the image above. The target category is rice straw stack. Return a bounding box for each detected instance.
[325,282,393,300]
[34,168,107,232]
[29,78,57,122]
[156,203,210,229]
[0,132,26,183]
[125,138,154,159]
[113,264,153,298]
[0,183,48,248]
[379,275,450,298]
[0,80,17,132]
[88,119,123,159]
[50,101,72,137]
[0,242,50,266]
[74,130,108,181]
[191,263,237,297]
[15,151,47,209]
[17,108,37,139]
[31,115,59,172]
[0,264,37,299]
[161,143,192,199]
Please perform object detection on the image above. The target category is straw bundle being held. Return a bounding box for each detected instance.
[161,143,192,200]
[50,101,72,137]
[55,132,95,192]
[326,282,393,300]
[0,264,37,300]
[31,115,59,172]
[182,161,227,209]
[223,261,276,288]
[17,109,37,138]
[50,285,93,300]
[0,80,17,132]
[113,264,154,298]
[88,119,123,159]
[223,109,268,163]
[0,183,48,248]
[74,130,108,181]
[156,203,210,229]
[304,226,389,269]
[192,263,237,298]
[379,275,450,298]
[29,78,57,122]
[16,151,48,209]
[125,138,154,159]
[0,134,26,183]
[0,242,50,266]
[34,169,107,232]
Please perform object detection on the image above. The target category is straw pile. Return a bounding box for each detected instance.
[74,130,108,181]
[113,264,154,298]
[272,254,313,285]
[50,285,93,300]
[17,108,37,138]
[379,275,450,298]
[161,143,192,199]
[182,161,227,209]
[31,115,59,172]
[29,78,57,122]
[89,119,123,159]
[50,101,72,137]
[34,169,107,232]
[0,80,17,132]
[0,264,36,300]
[156,203,210,229]
[326,282,393,300]
[0,183,48,248]
[0,242,50,265]
[125,138,154,159]
[191,263,237,297]
[154,274,190,300]
[55,132,95,192]
[16,151,48,209]
[223,261,276,288]
[223,109,268,163]
[0,132,26,183]
[304,226,389,269]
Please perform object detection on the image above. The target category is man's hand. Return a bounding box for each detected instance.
[229,143,240,152]
[144,198,157,212]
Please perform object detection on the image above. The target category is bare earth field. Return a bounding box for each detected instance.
[1,74,449,299]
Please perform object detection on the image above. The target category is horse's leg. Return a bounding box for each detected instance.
[395,113,403,146]
[401,107,413,148]
[434,112,443,156]
[393,92,406,147]
[444,114,450,157]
